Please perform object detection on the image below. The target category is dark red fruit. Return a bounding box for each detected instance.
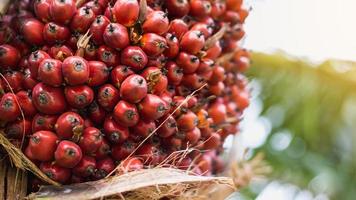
[190,0,212,18]
[93,157,114,179]
[29,131,58,161]
[205,41,222,60]
[97,45,120,66]
[32,83,67,114]
[111,141,135,160]
[120,74,147,103]
[43,22,70,44]
[40,162,71,183]
[88,61,110,87]
[208,65,226,84]
[163,33,179,58]
[49,0,76,25]
[165,61,183,85]
[21,18,44,45]
[3,70,23,92]
[79,127,103,155]
[175,52,199,74]
[143,11,169,35]
[203,132,221,150]
[120,46,148,71]
[55,140,82,168]
[177,111,198,131]
[94,139,110,159]
[90,15,110,45]
[48,45,73,61]
[97,84,120,111]
[165,0,190,18]
[141,67,168,95]
[140,33,167,57]
[113,0,139,27]
[55,112,84,140]
[103,116,129,144]
[0,93,20,122]
[73,156,96,177]
[5,119,31,139]
[32,114,58,132]
[64,85,94,109]
[28,50,50,79]
[16,91,37,117]
[22,69,38,90]
[157,115,177,138]
[137,144,160,165]
[62,56,90,85]
[88,101,106,125]
[34,0,51,22]
[185,127,201,144]
[70,6,96,33]
[180,30,205,55]
[110,65,134,88]
[37,58,63,87]
[119,157,143,173]
[168,19,188,40]
[132,120,156,138]
[181,73,205,89]
[84,0,103,15]
[0,44,20,69]
[138,94,167,121]
[103,23,129,50]
[113,100,139,127]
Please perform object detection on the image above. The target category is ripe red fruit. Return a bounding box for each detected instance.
[28,50,51,79]
[143,11,169,35]
[49,0,76,25]
[103,116,129,144]
[43,22,70,44]
[180,30,205,55]
[88,101,106,125]
[84,0,102,15]
[140,33,167,57]
[163,33,179,59]
[94,139,110,159]
[62,56,90,85]
[165,61,183,85]
[137,144,160,165]
[48,45,73,61]
[177,111,198,131]
[141,67,168,95]
[32,83,67,114]
[3,70,23,92]
[181,73,205,89]
[0,44,20,69]
[226,0,242,11]
[79,127,103,155]
[147,54,167,69]
[70,6,96,33]
[208,65,226,84]
[185,127,201,144]
[21,18,44,45]
[40,162,71,183]
[37,58,63,87]
[32,114,58,133]
[176,52,200,74]
[110,65,134,88]
[90,15,110,45]
[34,0,51,22]
[0,93,20,122]
[113,100,139,127]
[190,0,212,18]
[191,23,213,39]
[113,0,139,27]
[84,42,98,61]
[88,61,109,87]
[203,132,221,150]
[73,156,96,177]
[120,46,148,71]
[64,85,94,109]
[22,69,38,90]
[205,41,222,60]
[208,101,227,124]
[119,157,143,173]
[165,0,190,18]
[132,120,156,138]
[94,157,114,179]
[211,1,226,19]
[168,19,188,40]
[97,45,120,67]
[103,23,129,50]
[55,140,83,168]
[120,74,148,103]
[138,94,167,121]
[29,131,58,161]
[5,119,31,139]
[97,84,120,111]
[16,91,37,117]
[209,82,225,96]
[111,141,135,160]
[157,115,177,138]
[55,112,84,140]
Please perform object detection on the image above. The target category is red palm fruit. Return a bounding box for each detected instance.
[90,15,110,45]
[97,45,120,67]
[0,27,14,45]
[29,131,58,161]
[37,58,63,87]
[226,0,242,11]
[73,156,96,177]
[110,65,134,88]
[113,0,139,27]
[0,44,20,69]
[49,0,76,25]
[10,36,30,56]
[132,120,156,138]
[142,11,169,35]
[103,4,114,21]
[147,54,167,69]
[93,157,114,179]
[84,118,94,129]
[170,96,188,117]
[55,112,84,140]
[238,7,249,23]
[70,6,96,33]
[34,0,51,22]
[0,93,20,122]
[168,19,188,40]
[43,22,70,44]
[88,61,110,87]
[111,141,136,160]
[119,157,143,173]
[209,82,225,96]
[88,101,106,125]
[140,33,167,57]
[181,73,205,89]
[65,32,81,49]
[16,91,37,117]
[191,23,213,39]
[48,45,73,61]
[177,111,198,131]
[175,52,199,74]
[157,115,177,138]
[62,56,90,86]
[84,42,98,61]
[84,0,102,15]
[40,162,71,183]
[3,70,23,92]
[64,85,94,109]
[208,65,226,84]
[205,42,222,60]
[5,119,32,139]
[163,33,179,59]
[165,0,190,18]
[180,30,205,55]
[55,140,83,168]
[208,101,227,125]
[185,127,201,144]
[97,84,120,111]
[231,86,250,110]
[141,67,168,95]
[21,18,44,45]
[32,114,58,132]
[189,0,212,18]
[113,100,139,127]
[203,132,221,150]
[120,74,148,103]
[138,94,167,121]
[222,11,240,25]
[94,139,110,159]
[196,58,214,74]
[211,1,226,19]
[196,154,212,175]
[32,83,67,114]
[103,116,129,144]
[137,144,160,165]
[103,23,129,50]
[165,61,183,85]
[79,127,103,155]
[23,69,38,89]
[120,46,148,71]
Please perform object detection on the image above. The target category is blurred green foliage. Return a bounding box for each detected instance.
[247,52,356,200]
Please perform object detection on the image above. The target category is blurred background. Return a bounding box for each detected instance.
[229,0,356,200]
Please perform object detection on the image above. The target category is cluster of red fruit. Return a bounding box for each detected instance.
[0,0,250,185]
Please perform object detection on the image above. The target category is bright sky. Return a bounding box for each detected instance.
[244,0,356,63]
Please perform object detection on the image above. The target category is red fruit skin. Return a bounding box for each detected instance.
[37,58,63,87]
[203,132,221,150]
[32,114,58,132]
[119,157,143,173]
[0,44,20,69]
[132,120,156,138]
[48,45,73,61]
[21,18,44,45]
[157,115,177,138]
[64,85,94,109]
[79,127,103,155]
[140,33,167,57]
[113,0,139,27]
[84,0,102,15]
[28,50,51,79]
[32,83,67,114]
[175,52,199,74]
[181,73,205,90]
[3,71,23,92]
[180,30,205,55]
[103,116,129,144]
[111,141,135,161]
[73,156,96,177]
[211,1,226,19]
[0,93,20,122]
[147,54,167,69]
[205,41,222,60]
[138,94,167,121]
[142,11,169,35]
[120,74,148,104]
[40,162,71,183]
[177,111,198,131]
[16,91,37,117]
[62,56,90,86]
[120,46,148,71]
[34,0,51,22]
[163,33,179,59]
[55,140,83,168]
[142,67,168,95]
[185,127,201,144]
[55,112,84,140]
[208,101,227,125]
[97,84,120,111]
[110,65,134,88]
[25,145,37,161]
[209,65,226,84]
[90,15,110,45]
[88,61,110,87]
[97,45,120,67]
[43,22,70,44]
[165,61,183,85]
[165,0,190,18]
[93,157,115,179]
[70,6,96,33]
[49,0,76,25]
[103,23,129,50]
[88,101,106,125]
[190,0,212,18]
[137,144,160,166]
[113,100,139,127]
[29,131,58,161]
[84,42,98,61]
[94,139,110,159]
[191,23,213,39]
[168,19,188,40]
[5,119,32,139]
[226,0,242,11]
[0,27,15,45]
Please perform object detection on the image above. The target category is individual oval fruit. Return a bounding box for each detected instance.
[62,56,90,86]
[32,83,67,114]
[54,140,83,168]
[120,74,148,104]
[113,100,139,127]
[29,131,58,161]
